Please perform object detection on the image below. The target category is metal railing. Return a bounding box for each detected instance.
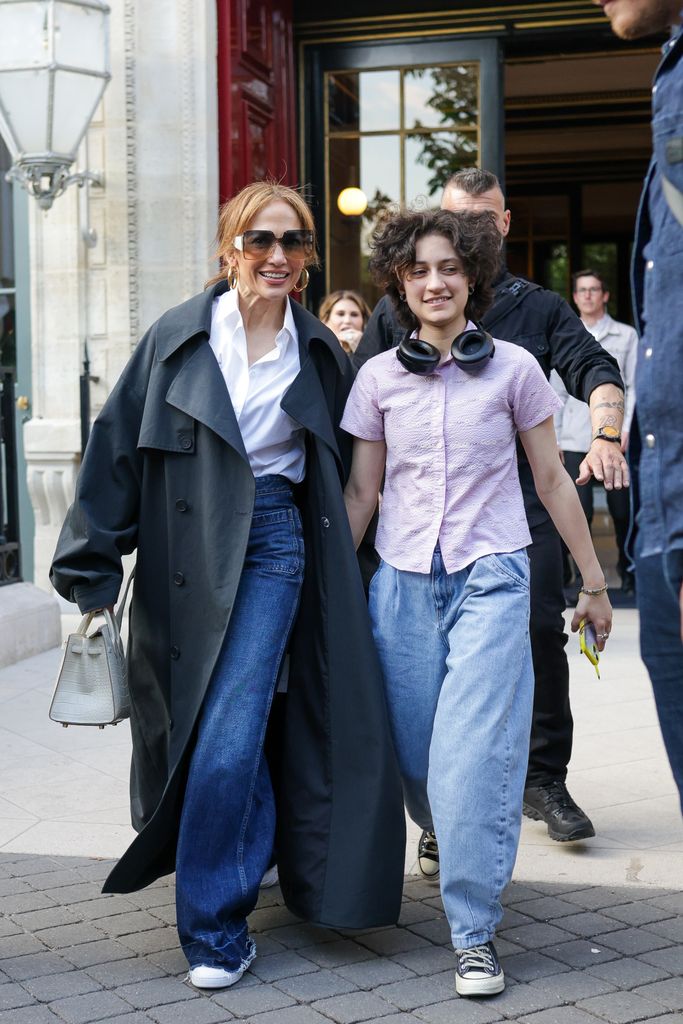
[0,368,21,584]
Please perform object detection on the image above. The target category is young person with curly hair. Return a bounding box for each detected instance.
[341,209,612,998]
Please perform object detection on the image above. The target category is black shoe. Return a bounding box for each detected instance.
[523,780,595,842]
[417,829,439,880]
[455,941,505,997]
[621,571,635,596]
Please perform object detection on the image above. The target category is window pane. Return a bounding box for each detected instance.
[405,131,477,204]
[359,70,400,132]
[328,72,359,133]
[328,135,399,307]
[404,65,478,131]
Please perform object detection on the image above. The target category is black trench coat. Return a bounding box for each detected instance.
[50,281,405,929]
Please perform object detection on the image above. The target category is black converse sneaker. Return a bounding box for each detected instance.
[455,941,504,997]
[417,829,439,880]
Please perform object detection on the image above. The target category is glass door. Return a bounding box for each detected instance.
[302,38,502,309]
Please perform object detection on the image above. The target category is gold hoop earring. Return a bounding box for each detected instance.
[227,266,238,290]
[295,267,310,291]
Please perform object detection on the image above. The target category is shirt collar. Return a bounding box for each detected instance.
[213,287,298,349]
[582,313,612,338]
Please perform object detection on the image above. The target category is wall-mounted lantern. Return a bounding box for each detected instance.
[0,0,110,210]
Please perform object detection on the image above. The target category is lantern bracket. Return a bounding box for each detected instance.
[5,156,103,212]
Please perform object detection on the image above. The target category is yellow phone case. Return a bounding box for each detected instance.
[579,619,600,679]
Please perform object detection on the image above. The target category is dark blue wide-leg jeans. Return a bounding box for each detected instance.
[175,475,304,970]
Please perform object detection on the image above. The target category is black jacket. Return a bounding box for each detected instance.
[50,281,406,927]
[353,273,624,527]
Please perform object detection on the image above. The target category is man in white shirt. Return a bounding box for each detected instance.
[552,269,638,594]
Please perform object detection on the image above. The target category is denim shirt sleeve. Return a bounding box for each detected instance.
[631,27,683,573]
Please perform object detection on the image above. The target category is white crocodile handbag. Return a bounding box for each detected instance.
[49,572,134,728]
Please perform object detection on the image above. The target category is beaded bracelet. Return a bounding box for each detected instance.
[579,583,609,597]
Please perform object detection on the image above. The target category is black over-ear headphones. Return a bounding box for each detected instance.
[396,326,495,376]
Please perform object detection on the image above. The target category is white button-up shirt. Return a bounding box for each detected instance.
[209,288,306,482]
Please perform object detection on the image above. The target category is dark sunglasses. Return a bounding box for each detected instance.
[233,229,314,260]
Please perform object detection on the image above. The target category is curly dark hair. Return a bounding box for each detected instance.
[368,209,502,330]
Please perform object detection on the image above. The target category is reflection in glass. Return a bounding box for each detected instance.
[405,131,477,203]
[328,135,399,306]
[328,72,359,133]
[404,65,478,131]
[359,70,400,133]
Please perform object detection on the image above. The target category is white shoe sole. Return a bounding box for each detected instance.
[455,968,505,997]
[189,966,246,989]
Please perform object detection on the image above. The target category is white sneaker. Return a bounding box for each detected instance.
[260,865,279,889]
[189,964,246,989]
[189,942,256,989]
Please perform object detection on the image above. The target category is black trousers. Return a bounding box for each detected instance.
[563,450,630,577]
[527,516,572,786]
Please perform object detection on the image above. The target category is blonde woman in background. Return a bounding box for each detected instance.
[320,289,372,353]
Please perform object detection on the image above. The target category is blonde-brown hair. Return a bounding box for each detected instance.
[318,290,372,327]
[207,180,319,288]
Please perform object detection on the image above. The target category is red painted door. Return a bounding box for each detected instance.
[217,0,298,202]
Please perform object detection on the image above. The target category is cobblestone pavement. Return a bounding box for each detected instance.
[1,851,682,1024]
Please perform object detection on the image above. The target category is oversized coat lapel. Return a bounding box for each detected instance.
[282,303,349,469]
[165,341,249,464]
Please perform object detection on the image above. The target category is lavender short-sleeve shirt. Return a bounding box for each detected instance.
[341,330,562,574]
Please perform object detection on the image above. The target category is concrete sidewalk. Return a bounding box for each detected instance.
[0,607,681,1023]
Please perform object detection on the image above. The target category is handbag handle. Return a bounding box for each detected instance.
[115,568,136,631]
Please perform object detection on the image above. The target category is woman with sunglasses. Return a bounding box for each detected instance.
[50,181,405,989]
[341,208,612,998]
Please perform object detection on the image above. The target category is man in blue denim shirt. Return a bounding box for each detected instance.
[598,0,683,810]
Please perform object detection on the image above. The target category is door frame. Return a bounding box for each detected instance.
[300,36,503,309]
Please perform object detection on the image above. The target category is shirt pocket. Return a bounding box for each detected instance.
[652,110,683,256]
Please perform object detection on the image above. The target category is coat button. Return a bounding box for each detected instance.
[175,499,188,512]
[179,434,193,450]
[173,572,184,586]
[169,718,174,729]
[321,516,330,528]
[645,347,653,358]
[646,259,654,271]
[645,433,656,449]
[170,645,180,660]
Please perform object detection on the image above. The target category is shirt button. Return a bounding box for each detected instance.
[321,516,330,528]
[646,259,654,271]
[173,572,184,586]
[170,645,180,660]
[645,347,653,358]
[175,499,188,512]
[645,433,656,449]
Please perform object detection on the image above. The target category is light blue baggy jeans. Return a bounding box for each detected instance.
[369,547,534,949]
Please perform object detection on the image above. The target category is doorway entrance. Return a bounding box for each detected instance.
[302,37,503,311]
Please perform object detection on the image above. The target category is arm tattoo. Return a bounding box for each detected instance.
[594,400,625,413]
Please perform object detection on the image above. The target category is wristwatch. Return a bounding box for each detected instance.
[591,426,622,444]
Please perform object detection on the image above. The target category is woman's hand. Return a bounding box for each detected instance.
[570,591,613,652]
[340,329,363,354]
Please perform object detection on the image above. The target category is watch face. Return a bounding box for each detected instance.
[600,426,620,438]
